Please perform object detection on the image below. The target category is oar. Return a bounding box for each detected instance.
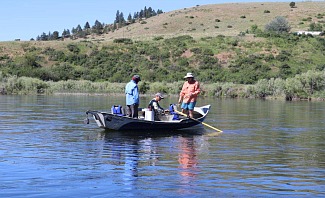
[173,109,223,133]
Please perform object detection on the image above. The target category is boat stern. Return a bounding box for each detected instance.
[85,110,106,128]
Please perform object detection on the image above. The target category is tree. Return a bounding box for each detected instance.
[66,29,71,37]
[157,9,163,15]
[76,25,82,33]
[84,22,90,30]
[146,7,155,17]
[265,16,291,34]
[115,10,120,23]
[139,9,144,19]
[62,29,71,38]
[289,2,295,8]
[118,12,125,27]
[133,12,139,20]
[144,6,148,18]
[127,13,132,22]
[71,27,76,35]
[152,9,157,16]
[52,31,59,40]
[48,31,52,40]
[40,32,48,41]
[92,20,103,34]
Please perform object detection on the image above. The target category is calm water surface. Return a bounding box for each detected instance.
[0,95,324,197]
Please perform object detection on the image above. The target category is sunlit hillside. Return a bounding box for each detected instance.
[97,2,325,41]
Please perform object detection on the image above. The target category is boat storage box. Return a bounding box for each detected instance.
[144,109,154,121]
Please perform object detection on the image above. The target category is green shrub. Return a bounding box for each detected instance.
[265,16,291,33]
[113,38,133,44]
[297,70,325,94]
[138,81,150,94]
[177,57,189,67]
[190,47,202,54]
[153,36,164,41]
[255,79,270,97]
[4,76,49,94]
[284,77,305,100]
[309,22,323,31]
[148,82,169,94]
[202,82,224,97]
[67,44,80,53]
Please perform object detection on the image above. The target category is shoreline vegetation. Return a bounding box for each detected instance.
[1,70,324,101]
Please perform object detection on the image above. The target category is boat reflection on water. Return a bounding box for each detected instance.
[93,128,205,188]
[178,137,198,178]
[176,136,201,195]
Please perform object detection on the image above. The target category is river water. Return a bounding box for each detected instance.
[0,95,324,197]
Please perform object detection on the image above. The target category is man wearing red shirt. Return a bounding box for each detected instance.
[178,73,201,118]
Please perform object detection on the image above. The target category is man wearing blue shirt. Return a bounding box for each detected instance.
[125,74,141,118]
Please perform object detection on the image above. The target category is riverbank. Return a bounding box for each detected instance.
[0,79,325,101]
[1,70,324,101]
[2,88,324,101]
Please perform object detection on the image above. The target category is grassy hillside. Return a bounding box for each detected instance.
[0,2,325,99]
[100,2,325,40]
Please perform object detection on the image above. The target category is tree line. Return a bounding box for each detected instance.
[35,6,163,41]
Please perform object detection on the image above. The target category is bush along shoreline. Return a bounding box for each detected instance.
[0,70,324,101]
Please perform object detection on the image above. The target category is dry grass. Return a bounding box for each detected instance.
[0,40,74,58]
[101,2,325,41]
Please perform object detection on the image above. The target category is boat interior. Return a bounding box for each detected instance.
[110,104,205,122]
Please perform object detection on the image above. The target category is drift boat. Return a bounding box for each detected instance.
[85,105,211,131]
